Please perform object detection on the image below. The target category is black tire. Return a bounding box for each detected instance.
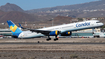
[97,36,100,38]
[94,36,100,38]
[54,38,58,41]
[54,39,56,41]
[46,38,51,41]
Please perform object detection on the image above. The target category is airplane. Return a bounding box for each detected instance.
[7,20,104,41]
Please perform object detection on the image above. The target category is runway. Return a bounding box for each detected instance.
[0,42,105,45]
[0,38,104,52]
[0,38,105,45]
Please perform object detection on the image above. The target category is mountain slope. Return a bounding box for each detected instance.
[27,0,105,13]
[0,3,24,12]
[26,0,105,18]
[1,0,105,23]
[0,11,39,22]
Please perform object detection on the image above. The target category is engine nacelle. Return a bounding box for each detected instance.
[61,31,72,36]
[49,30,60,36]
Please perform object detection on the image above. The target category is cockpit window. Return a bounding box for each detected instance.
[96,22,101,23]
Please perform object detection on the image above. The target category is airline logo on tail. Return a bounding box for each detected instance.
[7,20,22,37]
[10,25,17,32]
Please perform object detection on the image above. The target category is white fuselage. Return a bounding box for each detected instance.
[18,20,104,38]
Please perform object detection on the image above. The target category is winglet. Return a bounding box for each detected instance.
[18,23,23,28]
[18,23,27,29]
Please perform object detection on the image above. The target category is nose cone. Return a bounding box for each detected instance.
[102,23,104,26]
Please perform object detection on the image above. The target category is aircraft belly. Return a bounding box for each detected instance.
[19,33,45,39]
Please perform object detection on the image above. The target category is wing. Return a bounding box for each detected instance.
[28,29,51,35]
[19,23,51,35]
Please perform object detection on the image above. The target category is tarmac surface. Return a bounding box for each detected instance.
[0,38,105,43]
[0,38,105,51]
[0,42,105,45]
[0,38,105,59]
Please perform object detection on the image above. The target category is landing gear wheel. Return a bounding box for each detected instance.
[46,38,51,41]
[54,38,58,41]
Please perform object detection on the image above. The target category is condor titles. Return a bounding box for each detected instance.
[76,22,90,27]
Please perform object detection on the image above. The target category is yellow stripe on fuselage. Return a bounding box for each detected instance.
[55,30,58,35]
[10,25,17,32]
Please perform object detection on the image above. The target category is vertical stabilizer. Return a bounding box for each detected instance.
[7,20,22,37]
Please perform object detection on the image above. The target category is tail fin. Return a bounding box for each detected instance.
[7,20,22,37]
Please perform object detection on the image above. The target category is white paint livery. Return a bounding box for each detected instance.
[7,20,104,41]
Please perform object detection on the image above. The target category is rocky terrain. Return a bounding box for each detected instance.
[1,0,105,23]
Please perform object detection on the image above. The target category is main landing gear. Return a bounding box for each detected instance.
[46,35,58,41]
[46,36,51,41]
[54,35,58,41]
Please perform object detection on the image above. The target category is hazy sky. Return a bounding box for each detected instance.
[0,0,99,10]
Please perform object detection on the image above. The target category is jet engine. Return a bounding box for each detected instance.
[61,31,72,36]
[49,30,60,36]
